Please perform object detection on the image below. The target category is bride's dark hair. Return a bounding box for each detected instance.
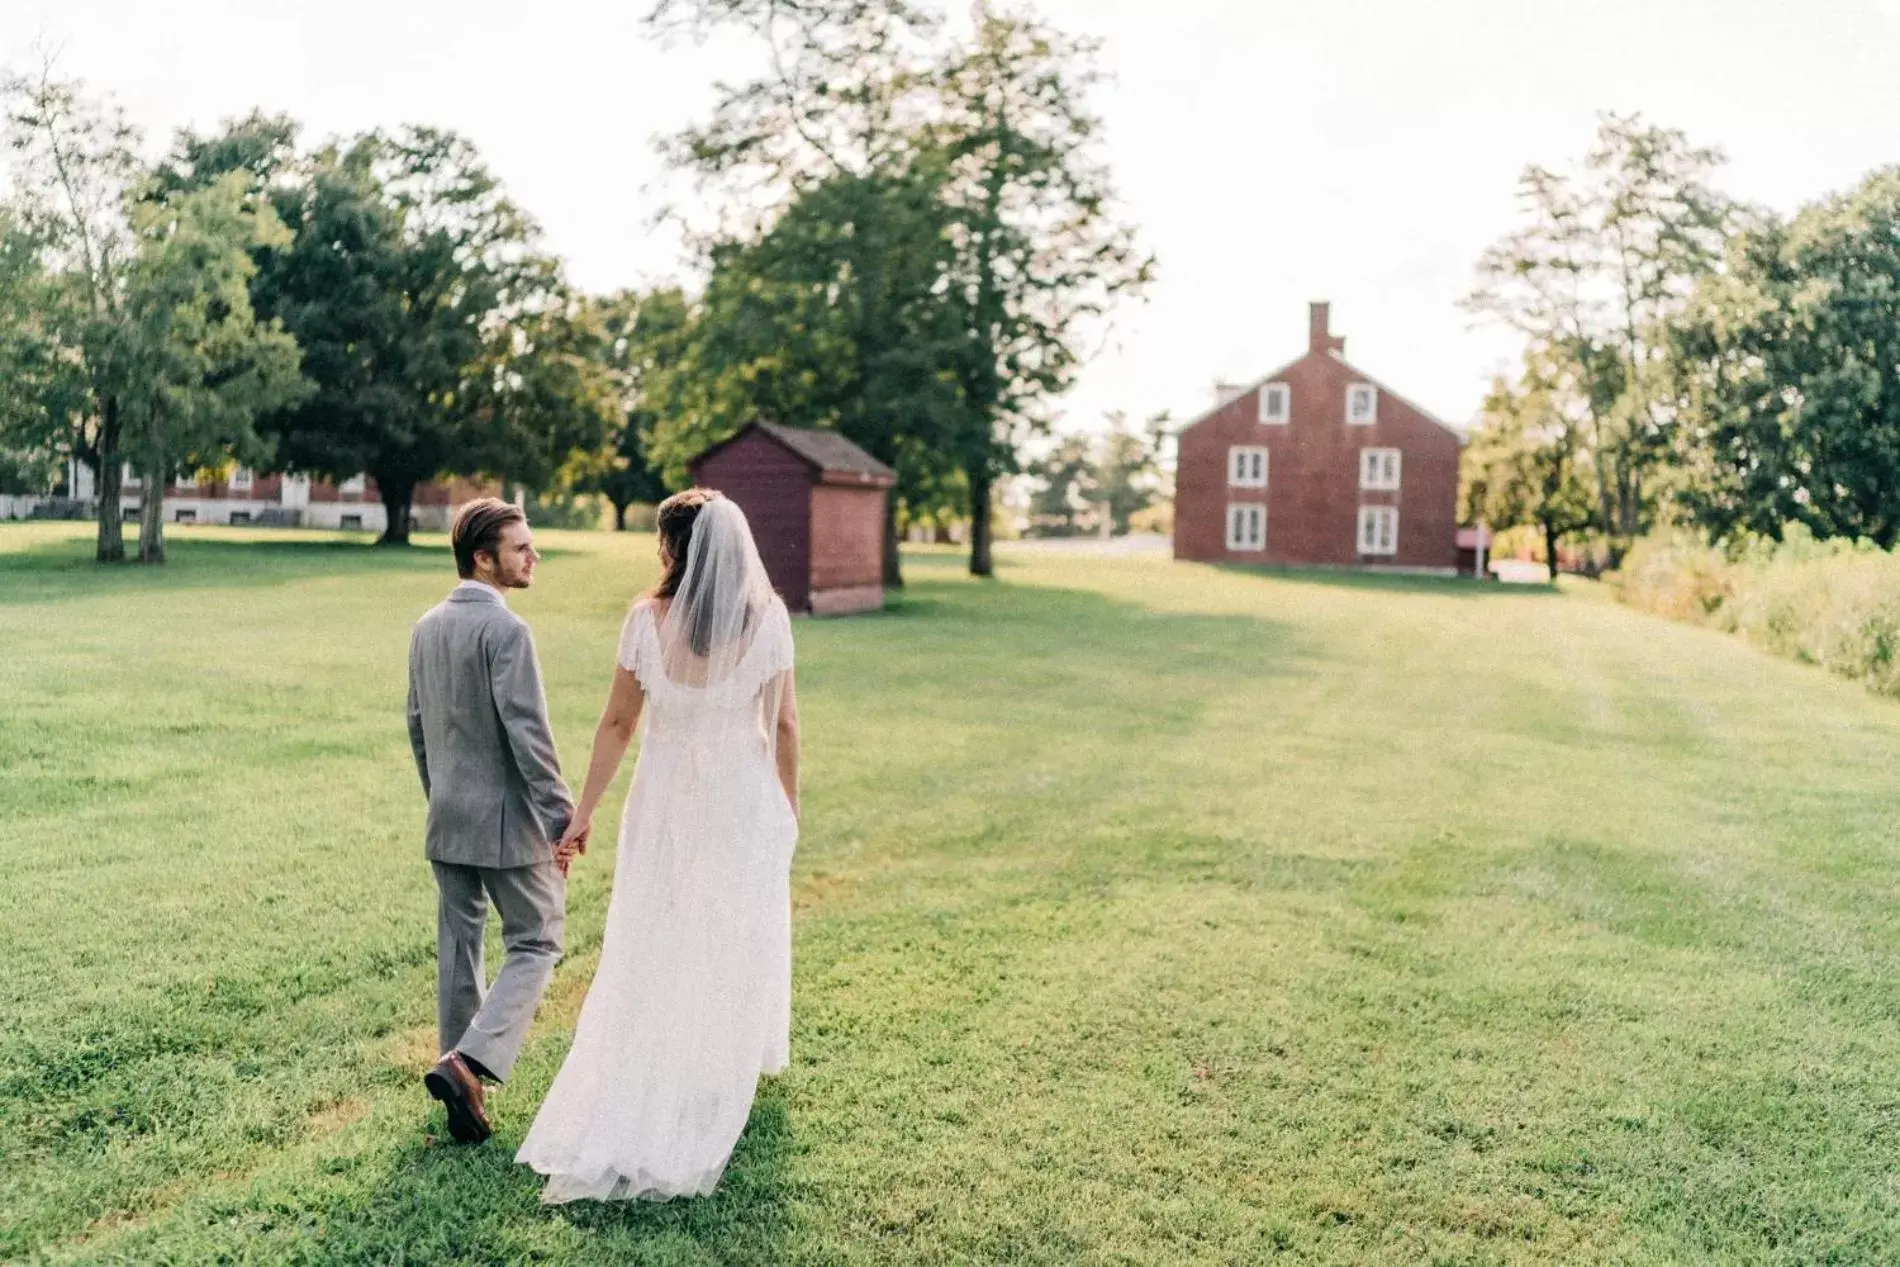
[649,488,720,600]
[649,488,759,659]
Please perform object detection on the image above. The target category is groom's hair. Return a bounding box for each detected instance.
[452,498,527,578]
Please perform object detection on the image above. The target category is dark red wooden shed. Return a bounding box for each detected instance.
[689,421,897,615]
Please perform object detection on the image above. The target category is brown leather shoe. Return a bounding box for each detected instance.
[424,1052,492,1144]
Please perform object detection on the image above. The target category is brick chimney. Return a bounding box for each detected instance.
[1309,301,1345,357]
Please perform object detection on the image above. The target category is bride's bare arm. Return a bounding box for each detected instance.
[775,670,801,820]
[558,667,646,867]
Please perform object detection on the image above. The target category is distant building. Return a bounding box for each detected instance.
[690,421,896,616]
[1173,302,1464,572]
[27,461,500,533]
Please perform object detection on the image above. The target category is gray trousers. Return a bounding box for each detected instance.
[431,860,565,1083]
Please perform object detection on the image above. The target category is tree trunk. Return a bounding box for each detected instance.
[138,406,168,565]
[882,497,904,589]
[138,462,167,565]
[612,499,630,531]
[1543,516,1560,583]
[968,469,994,577]
[94,396,126,563]
[378,479,415,546]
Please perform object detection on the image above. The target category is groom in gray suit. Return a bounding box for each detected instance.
[406,498,584,1144]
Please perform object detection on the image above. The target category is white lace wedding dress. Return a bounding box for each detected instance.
[517,565,797,1202]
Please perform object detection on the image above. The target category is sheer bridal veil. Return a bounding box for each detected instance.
[648,495,792,768]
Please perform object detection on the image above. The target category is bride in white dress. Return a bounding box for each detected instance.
[517,489,800,1203]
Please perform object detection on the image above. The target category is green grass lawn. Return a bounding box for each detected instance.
[4,521,1899,1264]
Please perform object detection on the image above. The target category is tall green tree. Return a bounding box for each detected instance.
[2,64,144,561]
[474,275,625,500]
[1026,431,1094,534]
[115,173,308,563]
[648,0,1149,577]
[232,127,550,543]
[931,6,1153,574]
[162,115,619,542]
[644,165,967,583]
[1467,113,1733,563]
[1671,169,1900,545]
[0,209,89,498]
[645,0,961,584]
[587,287,686,530]
[648,0,939,204]
[1025,412,1164,537]
[1096,411,1166,536]
[1462,363,1596,581]
[149,110,300,207]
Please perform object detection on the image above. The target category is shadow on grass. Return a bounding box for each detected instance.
[551,1092,794,1248]
[300,1092,794,1262]
[895,550,1029,576]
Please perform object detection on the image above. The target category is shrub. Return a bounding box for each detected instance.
[1613,526,1900,697]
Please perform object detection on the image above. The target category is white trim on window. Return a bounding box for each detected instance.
[1226,502,1266,552]
[175,470,198,491]
[1258,382,1290,424]
[1357,506,1398,555]
[1347,382,1378,425]
[1359,447,1401,491]
[231,466,254,492]
[1227,445,1269,488]
[339,473,367,497]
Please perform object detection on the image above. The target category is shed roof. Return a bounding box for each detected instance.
[692,421,898,487]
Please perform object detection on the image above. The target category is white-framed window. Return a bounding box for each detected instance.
[339,474,367,497]
[1347,383,1378,425]
[121,462,139,487]
[1360,448,1402,491]
[1258,382,1290,424]
[1226,503,1266,552]
[231,466,254,492]
[1227,445,1269,488]
[228,510,253,525]
[1358,506,1399,555]
[340,513,364,530]
[174,507,197,524]
[175,470,198,490]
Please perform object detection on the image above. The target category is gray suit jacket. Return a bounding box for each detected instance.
[407,584,573,868]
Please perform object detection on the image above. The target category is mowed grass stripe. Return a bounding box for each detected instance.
[3,522,1898,1263]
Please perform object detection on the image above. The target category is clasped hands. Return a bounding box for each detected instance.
[555,814,592,876]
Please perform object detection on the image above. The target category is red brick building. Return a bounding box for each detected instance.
[690,422,896,615]
[110,468,497,532]
[1174,302,1464,572]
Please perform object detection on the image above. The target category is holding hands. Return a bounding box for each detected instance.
[555,814,592,877]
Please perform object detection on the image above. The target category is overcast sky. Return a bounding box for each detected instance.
[6,0,1900,434]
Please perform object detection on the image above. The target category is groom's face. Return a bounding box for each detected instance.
[485,522,540,590]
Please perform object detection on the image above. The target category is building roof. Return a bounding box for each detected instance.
[1175,351,1465,443]
[1175,355,1304,435]
[755,422,897,480]
[691,421,898,487]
